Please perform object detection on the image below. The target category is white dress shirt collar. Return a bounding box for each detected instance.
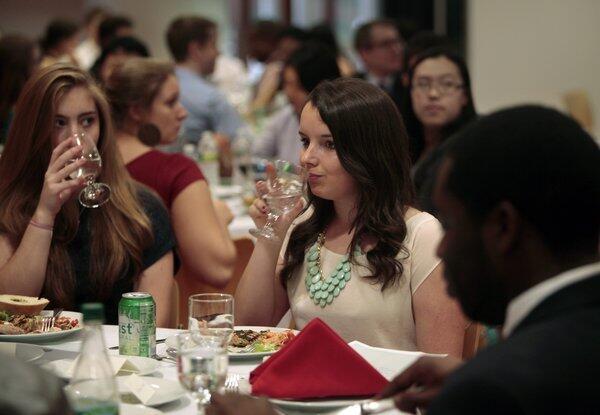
[503,261,600,337]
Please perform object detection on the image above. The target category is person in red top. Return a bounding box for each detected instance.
[106,57,236,286]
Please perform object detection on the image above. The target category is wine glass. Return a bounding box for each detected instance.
[249,159,306,242]
[188,293,234,339]
[69,131,111,208]
[176,331,228,414]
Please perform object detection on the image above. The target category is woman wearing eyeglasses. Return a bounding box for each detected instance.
[403,47,477,215]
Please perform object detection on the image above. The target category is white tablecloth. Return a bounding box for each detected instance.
[39,326,256,415]
[37,326,404,414]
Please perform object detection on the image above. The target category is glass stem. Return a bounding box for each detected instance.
[263,212,280,233]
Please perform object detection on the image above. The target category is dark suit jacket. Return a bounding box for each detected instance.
[354,71,405,111]
[429,272,600,415]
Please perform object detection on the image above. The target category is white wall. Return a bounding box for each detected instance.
[467,0,600,139]
[87,0,233,58]
[0,0,83,38]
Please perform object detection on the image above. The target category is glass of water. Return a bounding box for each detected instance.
[188,293,234,340]
[69,131,111,208]
[249,160,306,242]
[176,331,228,413]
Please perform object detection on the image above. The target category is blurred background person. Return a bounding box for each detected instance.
[39,19,79,68]
[403,47,477,214]
[354,19,405,109]
[97,14,133,50]
[90,35,149,84]
[252,41,341,163]
[0,34,39,144]
[74,7,106,70]
[165,15,244,155]
[250,25,308,115]
[106,57,236,287]
[308,23,355,77]
[245,20,284,86]
[0,64,174,326]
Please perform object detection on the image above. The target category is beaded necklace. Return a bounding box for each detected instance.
[305,231,362,308]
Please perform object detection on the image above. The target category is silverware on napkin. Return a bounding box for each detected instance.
[108,338,166,350]
[330,398,396,415]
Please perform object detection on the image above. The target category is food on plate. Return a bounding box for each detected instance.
[229,329,296,353]
[0,294,49,315]
[0,311,80,335]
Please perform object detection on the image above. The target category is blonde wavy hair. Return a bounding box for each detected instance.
[0,63,153,308]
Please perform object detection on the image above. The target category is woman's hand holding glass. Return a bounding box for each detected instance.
[248,161,305,243]
[34,137,87,224]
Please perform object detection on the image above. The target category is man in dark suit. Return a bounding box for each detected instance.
[353,19,405,109]
[380,105,600,414]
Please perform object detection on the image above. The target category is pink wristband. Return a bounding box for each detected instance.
[29,219,54,232]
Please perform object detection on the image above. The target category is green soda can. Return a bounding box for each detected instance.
[118,292,156,357]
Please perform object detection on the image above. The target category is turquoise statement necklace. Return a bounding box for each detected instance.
[305,231,362,308]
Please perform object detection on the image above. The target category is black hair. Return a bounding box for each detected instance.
[277,26,309,43]
[90,36,150,82]
[354,19,401,51]
[404,31,453,69]
[445,105,600,257]
[403,47,477,163]
[166,16,216,62]
[308,24,340,55]
[280,78,415,290]
[284,42,341,92]
[40,19,79,53]
[98,15,133,49]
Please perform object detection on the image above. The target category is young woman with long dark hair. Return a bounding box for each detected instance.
[236,78,466,355]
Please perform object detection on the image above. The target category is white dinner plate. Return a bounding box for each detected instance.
[269,397,370,413]
[0,342,45,363]
[119,403,163,415]
[117,376,186,406]
[165,326,299,360]
[0,311,83,343]
[43,355,159,380]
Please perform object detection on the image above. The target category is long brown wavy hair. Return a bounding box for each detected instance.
[0,64,153,308]
[280,78,415,290]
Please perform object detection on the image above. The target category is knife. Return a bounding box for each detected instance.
[330,398,396,415]
[108,338,166,350]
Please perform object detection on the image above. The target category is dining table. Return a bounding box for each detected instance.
[34,325,408,415]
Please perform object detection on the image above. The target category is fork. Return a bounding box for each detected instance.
[39,308,63,332]
[224,374,241,393]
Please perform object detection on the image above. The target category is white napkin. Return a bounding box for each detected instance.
[349,341,447,380]
[123,374,157,405]
[68,355,142,377]
[0,343,16,356]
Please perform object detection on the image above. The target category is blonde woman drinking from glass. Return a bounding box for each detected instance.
[0,64,175,325]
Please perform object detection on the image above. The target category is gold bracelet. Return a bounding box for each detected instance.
[29,219,54,232]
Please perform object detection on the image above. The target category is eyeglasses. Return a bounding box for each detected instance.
[412,78,464,96]
[369,38,402,50]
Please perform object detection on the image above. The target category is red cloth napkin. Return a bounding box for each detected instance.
[249,318,388,399]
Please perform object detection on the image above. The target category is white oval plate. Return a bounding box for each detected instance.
[119,403,163,415]
[0,342,45,362]
[117,376,186,406]
[269,397,369,413]
[165,326,298,360]
[0,311,83,343]
[43,355,159,380]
